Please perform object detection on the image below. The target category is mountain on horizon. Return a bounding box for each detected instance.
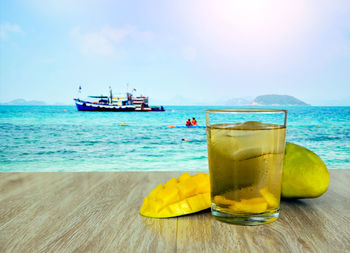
[252,95,309,106]
[0,99,46,105]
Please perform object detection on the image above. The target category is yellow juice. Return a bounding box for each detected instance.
[207,121,286,216]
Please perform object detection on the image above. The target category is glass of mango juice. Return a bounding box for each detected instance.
[206,109,287,225]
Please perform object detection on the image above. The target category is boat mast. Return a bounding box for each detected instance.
[109,86,113,103]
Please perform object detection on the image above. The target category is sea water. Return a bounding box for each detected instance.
[0,106,349,171]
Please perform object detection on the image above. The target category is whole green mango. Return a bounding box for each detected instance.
[282,142,330,198]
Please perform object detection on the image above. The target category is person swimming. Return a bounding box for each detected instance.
[192,117,197,126]
[186,119,192,127]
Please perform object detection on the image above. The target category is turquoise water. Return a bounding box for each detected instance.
[0,105,349,171]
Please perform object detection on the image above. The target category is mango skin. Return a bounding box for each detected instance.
[282,142,330,199]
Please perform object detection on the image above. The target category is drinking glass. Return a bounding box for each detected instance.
[206,109,287,225]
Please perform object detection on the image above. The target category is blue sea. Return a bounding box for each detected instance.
[0,105,349,172]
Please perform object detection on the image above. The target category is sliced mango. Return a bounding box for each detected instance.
[140,172,211,218]
[213,195,236,206]
[214,195,268,214]
[230,198,268,214]
[260,187,279,208]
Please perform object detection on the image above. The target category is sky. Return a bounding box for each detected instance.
[1,0,350,105]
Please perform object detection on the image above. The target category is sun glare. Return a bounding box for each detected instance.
[185,0,315,64]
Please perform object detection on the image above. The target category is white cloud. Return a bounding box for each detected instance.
[70,25,153,56]
[0,22,23,39]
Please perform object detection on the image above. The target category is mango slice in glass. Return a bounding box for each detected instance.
[229,198,268,214]
[213,195,236,206]
[260,187,279,208]
[140,172,211,218]
[214,195,268,214]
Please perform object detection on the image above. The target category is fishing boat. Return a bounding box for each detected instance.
[74,87,165,112]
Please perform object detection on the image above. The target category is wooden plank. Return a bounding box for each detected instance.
[0,172,179,253]
[0,170,349,253]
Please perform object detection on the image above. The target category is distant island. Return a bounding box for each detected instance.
[0,99,46,105]
[224,94,309,106]
[251,95,309,106]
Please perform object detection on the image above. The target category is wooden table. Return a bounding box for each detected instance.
[0,170,349,253]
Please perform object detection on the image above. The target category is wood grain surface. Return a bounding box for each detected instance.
[0,170,349,253]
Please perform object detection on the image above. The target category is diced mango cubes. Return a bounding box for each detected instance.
[140,172,211,218]
[178,172,191,182]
